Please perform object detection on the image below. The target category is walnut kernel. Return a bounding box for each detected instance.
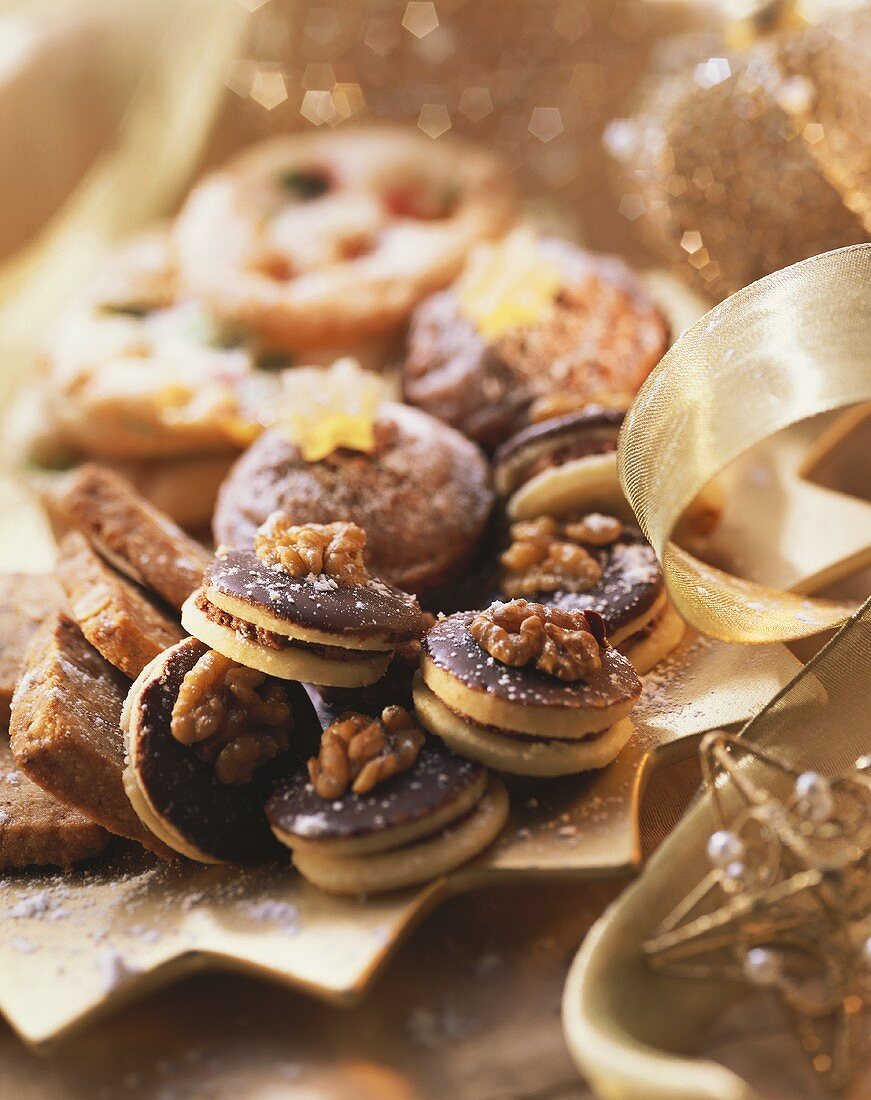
[171,650,293,784]
[255,515,369,585]
[470,599,604,681]
[308,706,425,799]
[500,515,604,597]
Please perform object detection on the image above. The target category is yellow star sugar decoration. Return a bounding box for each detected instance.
[276,358,387,462]
[457,227,562,341]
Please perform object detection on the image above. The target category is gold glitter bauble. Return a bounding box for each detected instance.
[778,8,871,234]
[607,25,869,299]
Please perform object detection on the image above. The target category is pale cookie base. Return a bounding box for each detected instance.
[291,778,508,896]
[507,453,627,521]
[273,769,488,858]
[619,601,685,676]
[181,597,390,687]
[420,655,636,739]
[121,654,222,863]
[606,591,667,647]
[507,452,724,545]
[414,678,635,776]
[205,587,398,653]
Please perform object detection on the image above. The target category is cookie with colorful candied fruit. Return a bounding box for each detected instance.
[174,128,515,352]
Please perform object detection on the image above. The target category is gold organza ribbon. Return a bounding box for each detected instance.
[618,243,871,643]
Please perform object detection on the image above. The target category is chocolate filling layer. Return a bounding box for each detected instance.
[265,739,485,842]
[438,693,612,745]
[196,592,390,662]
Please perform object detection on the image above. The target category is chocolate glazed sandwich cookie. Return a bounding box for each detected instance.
[183,519,424,688]
[498,514,685,675]
[122,637,321,863]
[495,406,625,520]
[267,706,507,894]
[414,601,642,776]
[495,406,725,542]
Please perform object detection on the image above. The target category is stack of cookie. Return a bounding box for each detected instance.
[8,464,213,861]
[2,125,727,893]
[17,128,516,530]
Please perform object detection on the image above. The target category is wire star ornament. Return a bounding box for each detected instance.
[644,731,871,1090]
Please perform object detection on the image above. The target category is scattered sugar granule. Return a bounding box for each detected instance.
[240,899,300,934]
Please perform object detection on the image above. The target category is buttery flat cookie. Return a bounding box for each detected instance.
[0,743,108,869]
[291,778,508,896]
[0,573,64,726]
[49,463,211,610]
[9,612,173,858]
[57,530,184,678]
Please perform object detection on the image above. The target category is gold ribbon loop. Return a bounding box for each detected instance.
[618,244,871,642]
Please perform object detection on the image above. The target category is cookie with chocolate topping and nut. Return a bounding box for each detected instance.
[266,706,506,894]
[122,636,321,863]
[497,515,685,675]
[413,602,642,776]
[182,519,425,688]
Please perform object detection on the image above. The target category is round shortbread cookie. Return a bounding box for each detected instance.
[413,677,635,776]
[291,778,508,895]
[181,595,391,687]
[508,450,724,544]
[508,452,626,522]
[619,600,686,676]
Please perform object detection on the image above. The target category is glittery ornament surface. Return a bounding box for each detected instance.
[606,25,869,299]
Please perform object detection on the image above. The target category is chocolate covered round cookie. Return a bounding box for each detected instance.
[38,233,288,461]
[414,602,642,776]
[402,232,669,449]
[183,520,424,688]
[213,402,494,596]
[496,514,685,675]
[267,705,506,894]
[174,128,515,353]
[122,636,320,863]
